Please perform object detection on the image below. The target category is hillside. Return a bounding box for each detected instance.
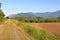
[8,10,60,18]
[9,12,36,18]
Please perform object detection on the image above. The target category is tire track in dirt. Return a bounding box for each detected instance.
[0,21,8,36]
[0,19,23,40]
[10,22,23,40]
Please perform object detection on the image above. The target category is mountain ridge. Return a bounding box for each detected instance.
[8,10,60,18]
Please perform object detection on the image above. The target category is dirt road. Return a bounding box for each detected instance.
[0,19,23,40]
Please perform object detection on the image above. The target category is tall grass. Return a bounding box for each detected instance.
[0,18,5,24]
[24,26,60,40]
[0,19,3,23]
[16,20,60,40]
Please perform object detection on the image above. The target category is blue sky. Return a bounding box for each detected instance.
[0,0,60,16]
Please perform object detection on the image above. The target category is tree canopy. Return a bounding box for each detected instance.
[0,3,2,8]
[0,9,5,18]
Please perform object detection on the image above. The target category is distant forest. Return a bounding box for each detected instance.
[15,17,60,23]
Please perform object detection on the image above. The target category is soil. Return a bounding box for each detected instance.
[28,23,60,36]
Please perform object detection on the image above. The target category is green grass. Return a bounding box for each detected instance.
[0,19,3,23]
[24,26,60,40]
[0,19,5,24]
[16,20,60,40]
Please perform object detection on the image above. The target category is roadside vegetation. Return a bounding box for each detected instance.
[0,3,5,23]
[16,21,60,40]
[25,26,60,40]
[0,9,5,23]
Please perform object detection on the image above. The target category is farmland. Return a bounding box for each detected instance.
[15,18,60,40]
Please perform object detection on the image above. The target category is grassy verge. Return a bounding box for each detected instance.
[25,26,47,40]
[16,20,60,40]
[24,26,60,40]
[0,19,4,24]
[0,19,5,24]
[0,19,3,22]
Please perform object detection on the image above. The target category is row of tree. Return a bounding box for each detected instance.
[16,17,60,23]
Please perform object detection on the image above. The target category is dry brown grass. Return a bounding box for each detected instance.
[12,19,32,40]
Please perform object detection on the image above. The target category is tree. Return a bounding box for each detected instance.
[0,3,5,19]
[0,9,5,19]
[0,3,2,8]
[6,17,9,19]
